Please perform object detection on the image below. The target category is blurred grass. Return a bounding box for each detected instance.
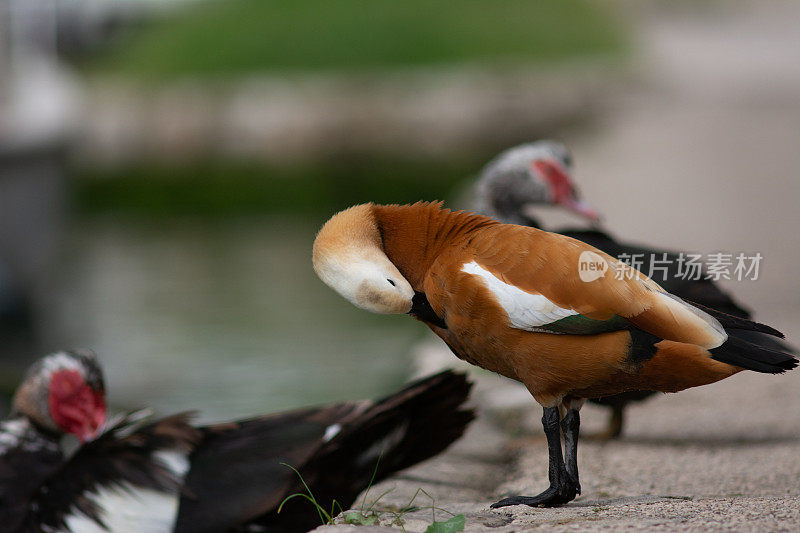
[72,157,480,217]
[76,1,625,215]
[87,0,624,79]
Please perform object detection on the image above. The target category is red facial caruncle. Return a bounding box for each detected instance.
[532,159,601,223]
[48,369,107,442]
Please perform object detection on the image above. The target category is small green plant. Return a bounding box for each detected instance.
[277,463,345,525]
[425,513,465,533]
[277,459,465,531]
[358,485,464,531]
[342,510,380,526]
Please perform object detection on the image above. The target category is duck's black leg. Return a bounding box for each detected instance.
[561,408,581,496]
[607,405,623,438]
[585,404,622,441]
[491,406,579,508]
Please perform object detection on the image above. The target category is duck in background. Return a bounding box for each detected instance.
[474,141,792,438]
[0,350,474,533]
[313,201,796,507]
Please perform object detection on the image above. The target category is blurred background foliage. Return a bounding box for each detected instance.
[86,0,623,80]
[74,159,475,218]
[72,0,625,218]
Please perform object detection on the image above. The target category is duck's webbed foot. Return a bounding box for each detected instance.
[491,480,578,508]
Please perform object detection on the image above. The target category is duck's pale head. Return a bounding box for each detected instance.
[477,140,600,225]
[313,204,414,314]
[12,350,107,442]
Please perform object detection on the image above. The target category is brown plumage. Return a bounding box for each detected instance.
[373,202,736,403]
[313,201,797,507]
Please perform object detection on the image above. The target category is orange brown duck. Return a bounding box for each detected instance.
[313,201,797,508]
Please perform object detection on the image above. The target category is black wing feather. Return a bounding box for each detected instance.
[175,405,358,533]
[257,370,474,533]
[27,412,200,532]
[176,371,474,533]
[0,425,63,532]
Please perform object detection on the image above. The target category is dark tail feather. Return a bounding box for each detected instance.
[288,371,474,522]
[332,370,475,483]
[710,335,798,374]
[689,300,785,338]
[729,329,797,355]
[180,372,473,533]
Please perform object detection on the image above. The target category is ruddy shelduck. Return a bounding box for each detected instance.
[313,201,797,508]
[475,140,794,439]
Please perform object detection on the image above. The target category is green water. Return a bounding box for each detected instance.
[48,216,423,422]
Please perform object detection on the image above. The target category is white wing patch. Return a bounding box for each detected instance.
[153,449,191,478]
[461,261,578,330]
[323,423,342,442]
[0,419,29,452]
[61,485,180,533]
[58,450,190,533]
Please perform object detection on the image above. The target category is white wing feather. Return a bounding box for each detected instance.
[58,450,189,533]
[461,261,578,330]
